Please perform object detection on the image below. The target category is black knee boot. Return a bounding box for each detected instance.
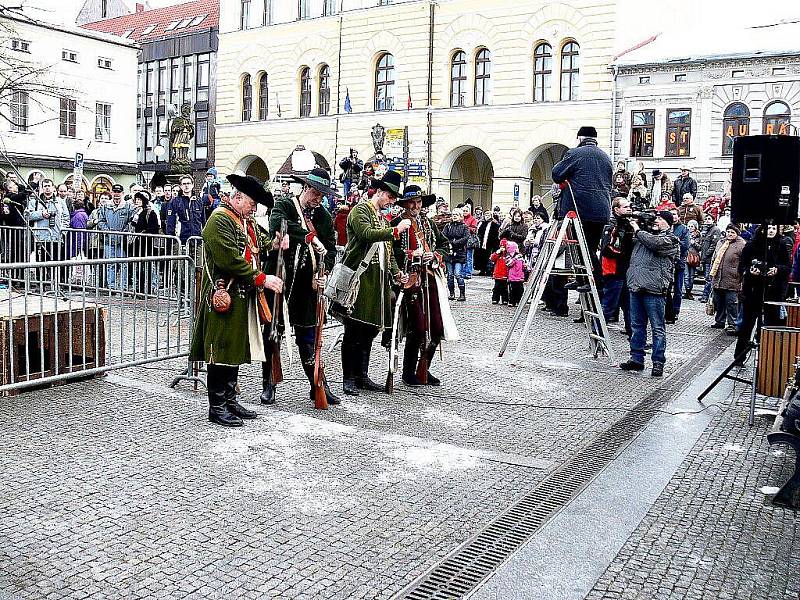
[424,343,441,386]
[341,338,359,396]
[299,343,341,406]
[225,368,257,419]
[402,336,422,387]
[357,343,384,391]
[207,364,243,427]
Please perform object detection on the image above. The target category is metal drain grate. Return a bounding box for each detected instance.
[397,337,731,600]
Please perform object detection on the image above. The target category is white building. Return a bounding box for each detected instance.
[612,20,800,197]
[215,0,619,209]
[0,11,139,201]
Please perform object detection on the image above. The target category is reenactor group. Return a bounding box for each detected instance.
[190,165,458,427]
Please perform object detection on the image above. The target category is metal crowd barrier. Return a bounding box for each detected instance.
[0,254,194,394]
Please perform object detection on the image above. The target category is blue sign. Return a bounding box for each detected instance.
[513,183,520,201]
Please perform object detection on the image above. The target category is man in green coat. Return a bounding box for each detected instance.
[339,170,411,396]
[190,174,285,427]
[260,167,341,407]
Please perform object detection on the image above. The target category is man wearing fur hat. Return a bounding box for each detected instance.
[390,185,459,387]
[551,125,613,290]
[259,167,341,407]
[338,170,412,396]
[190,174,286,427]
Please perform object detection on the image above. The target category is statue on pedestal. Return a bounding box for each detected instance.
[169,102,194,173]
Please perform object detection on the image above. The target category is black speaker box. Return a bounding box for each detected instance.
[731,135,800,224]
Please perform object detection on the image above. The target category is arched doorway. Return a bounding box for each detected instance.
[235,155,270,183]
[524,143,569,211]
[89,175,115,207]
[442,146,494,208]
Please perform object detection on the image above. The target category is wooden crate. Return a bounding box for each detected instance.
[0,296,107,392]
[757,326,800,399]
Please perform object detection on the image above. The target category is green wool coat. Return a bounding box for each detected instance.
[190,207,269,366]
[267,198,336,328]
[342,201,399,329]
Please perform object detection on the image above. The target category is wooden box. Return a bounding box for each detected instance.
[757,326,800,399]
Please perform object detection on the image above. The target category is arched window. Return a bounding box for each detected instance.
[258,73,268,120]
[763,100,791,136]
[533,43,552,102]
[474,48,491,106]
[375,53,395,112]
[241,74,252,121]
[450,51,467,107]
[299,67,311,117]
[318,64,330,116]
[722,102,749,156]
[560,41,580,101]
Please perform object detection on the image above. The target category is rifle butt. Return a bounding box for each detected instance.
[271,351,283,385]
[313,383,328,410]
[385,371,394,394]
[415,357,429,385]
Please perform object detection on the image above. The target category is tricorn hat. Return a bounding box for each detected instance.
[227,174,274,208]
[577,125,598,138]
[398,184,436,207]
[371,170,402,198]
[291,167,341,198]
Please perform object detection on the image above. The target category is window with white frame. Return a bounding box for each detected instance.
[95,103,111,142]
[10,91,28,132]
[60,98,77,138]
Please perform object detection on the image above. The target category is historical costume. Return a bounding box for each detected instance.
[190,174,280,427]
[338,170,406,396]
[390,185,459,387]
[260,168,341,406]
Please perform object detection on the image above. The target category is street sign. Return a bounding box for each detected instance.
[513,183,520,202]
[71,152,84,192]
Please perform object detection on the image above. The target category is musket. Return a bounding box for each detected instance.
[312,257,328,410]
[269,219,287,385]
[386,287,404,394]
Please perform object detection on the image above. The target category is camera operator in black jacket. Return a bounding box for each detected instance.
[600,197,635,336]
[733,224,791,365]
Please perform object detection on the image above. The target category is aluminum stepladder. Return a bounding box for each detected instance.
[498,210,616,364]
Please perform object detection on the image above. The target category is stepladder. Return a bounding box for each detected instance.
[498,211,616,364]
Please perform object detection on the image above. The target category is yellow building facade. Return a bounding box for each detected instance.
[215,0,618,209]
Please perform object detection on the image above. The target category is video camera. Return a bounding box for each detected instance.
[620,210,657,230]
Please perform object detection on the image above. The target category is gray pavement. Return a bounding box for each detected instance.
[1,276,795,599]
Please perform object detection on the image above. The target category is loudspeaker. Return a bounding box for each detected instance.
[731,135,800,224]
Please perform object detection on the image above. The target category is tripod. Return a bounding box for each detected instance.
[697,222,778,426]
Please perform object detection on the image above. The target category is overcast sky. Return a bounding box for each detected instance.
[17,0,800,53]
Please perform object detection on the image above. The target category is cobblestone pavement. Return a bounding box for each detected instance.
[0,276,760,599]
[584,387,800,600]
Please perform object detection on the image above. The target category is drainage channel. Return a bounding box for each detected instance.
[395,336,732,600]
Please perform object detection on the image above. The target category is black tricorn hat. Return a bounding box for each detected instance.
[577,125,598,138]
[371,170,402,198]
[291,167,341,198]
[398,184,436,207]
[227,174,273,208]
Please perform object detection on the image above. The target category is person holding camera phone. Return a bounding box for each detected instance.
[619,211,679,377]
[732,224,791,365]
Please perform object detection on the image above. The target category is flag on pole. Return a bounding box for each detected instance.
[407,83,412,110]
[344,88,352,113]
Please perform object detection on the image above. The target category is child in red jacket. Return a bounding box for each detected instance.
[490,239,509,305]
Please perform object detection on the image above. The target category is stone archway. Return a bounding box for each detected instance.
[523,143,569,211]
[440,145,494,208]
[235,155,270,183]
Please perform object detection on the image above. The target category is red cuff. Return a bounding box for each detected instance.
[393,227,400,239]
[434,251,443,264]
[254,272,266,287]
[305,232,316,244]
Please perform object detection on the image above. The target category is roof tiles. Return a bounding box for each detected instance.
[81,0,218,42]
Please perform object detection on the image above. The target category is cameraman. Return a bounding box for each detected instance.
[600,198,634,336]
[733,224,791,365]
[619,211,679,377]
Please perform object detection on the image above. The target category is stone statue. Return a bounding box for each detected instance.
[169,102,195,165]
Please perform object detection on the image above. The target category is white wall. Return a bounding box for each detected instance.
[3,18,138,167]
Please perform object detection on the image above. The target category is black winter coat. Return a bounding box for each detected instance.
[501,221,528,245]
[478,219,500,252]
[442,221,470,263]
[699,225,722,264]
[672,175,698,204]
[552,138,612,224]
[739,232,791,300]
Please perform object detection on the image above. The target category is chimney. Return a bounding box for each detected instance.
[136,3,144,12]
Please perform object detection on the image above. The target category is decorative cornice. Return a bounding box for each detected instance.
[618,55,800,76]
